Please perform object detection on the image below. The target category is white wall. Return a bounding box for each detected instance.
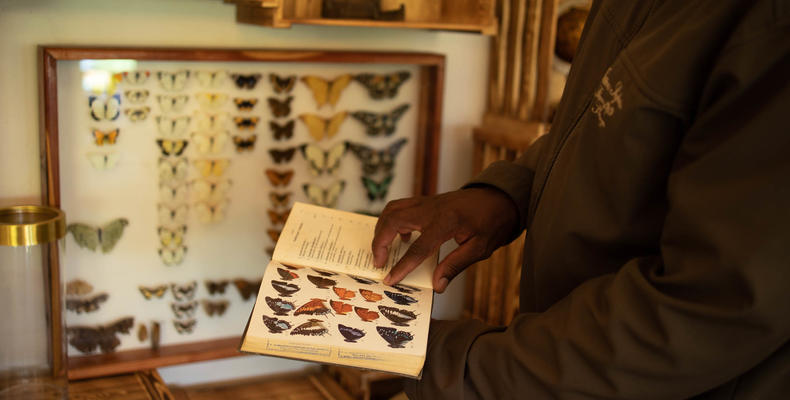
[0,0,489,385]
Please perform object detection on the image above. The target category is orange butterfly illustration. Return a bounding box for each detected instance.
[294,298,331,316]
[354,306,379,322]
[267,209,290,225]
[265,169,294,187]
[330,300,352,315]
[333,286,356,300]
[359,289,383,302]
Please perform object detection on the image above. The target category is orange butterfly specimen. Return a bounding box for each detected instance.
[359,289,383,302]
[354,306,379,322]
[92,129,120,146]
[294,298,331,317]
[265,169,294,187]
[267,209,290,225]
[270,192,292,208]
[332,286,355,300]
[330,300,353,315]
[267,229,281,243]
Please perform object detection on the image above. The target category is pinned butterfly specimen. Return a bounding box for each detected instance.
[267,229,281,243]
[158,225,187,249]
[354,306,379,322]
[262,315,291,334]
[173,319,197,334]
[139,285,168,300]
[193,159,230,178]
[267,97,293,118]
[330,300,353,315]
[379,305,417,326]
[354,71,411,99]
[196,70,227,88]
[159,157,189,183]
[332,286,355,300]
[233,135,257,152]
[123,70,150,85]
[66,279,93,296]
[89,94,121,121]
[203,300,229,317]
[67,218,129,253]
[171,301,199,319]
[338,324,365,343]
[359,289,383,302]
[156,139,189,157]
[307,275,336,289]
[376,326,413,348]
[301,74,352,108]
[290,319,328,337]
[192,130,230,154]
[265,296,295,316]
[155,115,191,137]
[298,112,348,141]
[270,73,296,94]
[390,283,421,294]
[124,89,149,104]
[270,192,292,208]
[66,317,134,354]
[234,98,258,112]
[349,275,377,285]
[269,147,296,164]
[205,280,229,295]
[234,278,262,301]
[299,142,348,176]
[267,209,290,225]
[157,70,190,91]
[92,129,120,146]
[270,120,295,141]
[159,183,188,204]
[294,298,332,317]
[159,245,187,266]
[303,181,346,208]
[194,111,229,130]
[271,280,300,297]
[265,169,294,187]
[158,204,188,225]
[351,103,410,136]
[384,290,417,306]
[66,293,109,314]
[233,116,259,130]
[231,73,262,89]
[138,324,148,342]
[277,268,298,281]
[347,138,407,175]
[191,179,232,202]
[124,106,151,122]
[86,152,120,171]
[361,175,394,202]
[171,281,197,301]
[157,94,189,113]
[194,200,228,224]
[312,269,338,277]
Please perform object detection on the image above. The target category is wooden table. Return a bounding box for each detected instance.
[68,370,172,399]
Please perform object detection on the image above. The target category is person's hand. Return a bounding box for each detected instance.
[372,187,519,293]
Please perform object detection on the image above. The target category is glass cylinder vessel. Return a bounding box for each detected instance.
[0,206,67,399]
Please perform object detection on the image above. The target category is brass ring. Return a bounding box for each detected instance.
[0,205,66,246]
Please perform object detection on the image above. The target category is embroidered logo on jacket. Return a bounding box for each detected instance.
[591,67,623,127]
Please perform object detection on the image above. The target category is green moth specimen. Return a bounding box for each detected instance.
[66,218,129,253]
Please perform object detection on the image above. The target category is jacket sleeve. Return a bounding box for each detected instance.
[407,18,790,400]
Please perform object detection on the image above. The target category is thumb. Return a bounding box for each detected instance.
[433,238,486,293]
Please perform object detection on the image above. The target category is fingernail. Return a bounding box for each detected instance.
[383,274,392,285]
[438,278,448,292]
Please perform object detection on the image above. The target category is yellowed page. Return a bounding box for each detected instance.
[273,202,436,289]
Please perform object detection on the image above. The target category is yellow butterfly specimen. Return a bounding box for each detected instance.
[267,209,290,225]
[301,74,352,108]
[138,285,167,300]
[194,200,229,224]
[159,183,188,204]
[66,218,129,253]
[190,179,232,202]
[298,112,348,141]
[157,70,190,92]
[158,157,189,183]
[86,152,120,171]
[195,70,227,88]
[156,139,189,157]
[157,94,189,113]
[196,92,229,109]
[92,129,120,146]
[158,225,187,249]
[124,89,149,104]
[192,130,230,154]
[302,180,346,208]
[299,142,348,176]
[158,204,189,225]
[159,245,187,266]
[194,111,229,131]
[193,159,230,178]
[124,106,151,122]
[155,115,191,137]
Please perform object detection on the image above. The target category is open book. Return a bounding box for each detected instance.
[240,202,437,377]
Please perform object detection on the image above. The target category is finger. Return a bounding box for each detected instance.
[399,232,412,243]
[371,212,420,269]
[432,238,487,293]
[384,229,446,286]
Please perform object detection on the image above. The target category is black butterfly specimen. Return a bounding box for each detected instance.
[384,290,417,306]
[361,175,394,202]
[139,285,167,300]
[173,319,197,334]
[307,275,337,289]
[66,293,109,314]
[270,192,292,208]
[349,275,377,285]
[351,104,410,136]
[205,280,229,295]
[265,169,294,187]
[290,319,328,336]
[270,74,296,94]
[265,296,295,316]
[347,138,407,176]
[338,324,366,343]
[294,298,332,317]
[233,135,257,152]
[262,315,291,334]
[271,280,300,297]
[269,147,296,164]
[270,120,295,141]
[378,305,417,326]
[233,98,258,111]
[171,281,197,301]
[171,301,199,319]
[231,73,262,89]
[267,96,293,118]
[66,317,134,354]
[376,326,413,348]
[234,278,262,301]
[353,71,411,99]
[233,116,259,130]
[202,300,229,317]
[277,267,299,281]
[390,283,421,294]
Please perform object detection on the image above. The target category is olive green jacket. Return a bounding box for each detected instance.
[408,0,790,398]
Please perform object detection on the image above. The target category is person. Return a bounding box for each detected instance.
[371,0,790,398]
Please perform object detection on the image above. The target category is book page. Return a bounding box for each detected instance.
[273,202,436,289]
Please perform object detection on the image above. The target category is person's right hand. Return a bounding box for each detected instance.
[372,187,520,293]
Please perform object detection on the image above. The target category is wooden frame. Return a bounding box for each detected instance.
[39,46,444,380]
